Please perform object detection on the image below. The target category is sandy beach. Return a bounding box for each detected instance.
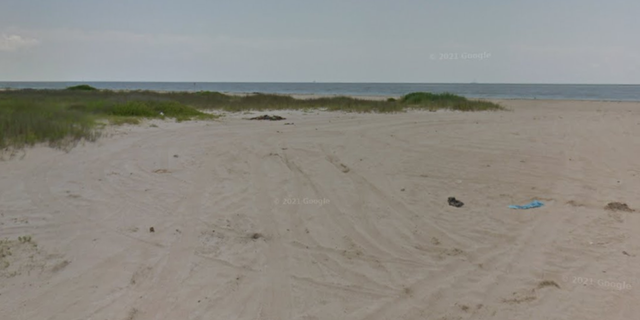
[2,99,640,319]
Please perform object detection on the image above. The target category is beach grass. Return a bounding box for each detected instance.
[400,92,501,111]
[0,90,217,150]
[0,88,502,150]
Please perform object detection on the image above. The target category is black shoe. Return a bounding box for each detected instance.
[448,197,464,208]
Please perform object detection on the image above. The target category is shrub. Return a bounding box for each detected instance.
[400,92,467,104]
[66,84,98,91]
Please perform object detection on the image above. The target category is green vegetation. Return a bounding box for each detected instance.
[400,92,500,111]
[0,89,217,151]
[0,87,502,151]
[66,84,98,91]
[0,99,100,151]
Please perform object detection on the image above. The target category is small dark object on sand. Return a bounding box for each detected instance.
[249,115,286,121]
[251,233,263,240]
[604,202,635,212]
[149,227,155,233]
[284,123,294,125]
[448,197,464,208]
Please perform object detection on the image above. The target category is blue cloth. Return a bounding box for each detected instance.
[509,200,544,209]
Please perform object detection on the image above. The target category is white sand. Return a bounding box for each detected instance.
[1,99,640,319]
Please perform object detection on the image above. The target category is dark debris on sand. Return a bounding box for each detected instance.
[250,233,263,240]
[448,197,464,208]
[249,115,286,121]
[604,202,635,212]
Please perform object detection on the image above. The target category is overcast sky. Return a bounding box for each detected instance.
[1,0,639,83]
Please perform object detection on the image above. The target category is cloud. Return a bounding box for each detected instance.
[0,34,39,52]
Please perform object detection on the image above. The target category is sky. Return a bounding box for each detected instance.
[1,0,639,83]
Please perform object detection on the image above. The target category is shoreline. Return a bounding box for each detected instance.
[2,87,640,102]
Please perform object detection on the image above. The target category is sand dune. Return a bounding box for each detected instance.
[1,99,640,319]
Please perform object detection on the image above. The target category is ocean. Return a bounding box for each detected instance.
[1,82,640,101]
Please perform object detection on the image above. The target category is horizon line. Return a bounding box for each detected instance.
[2,81,640,86]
